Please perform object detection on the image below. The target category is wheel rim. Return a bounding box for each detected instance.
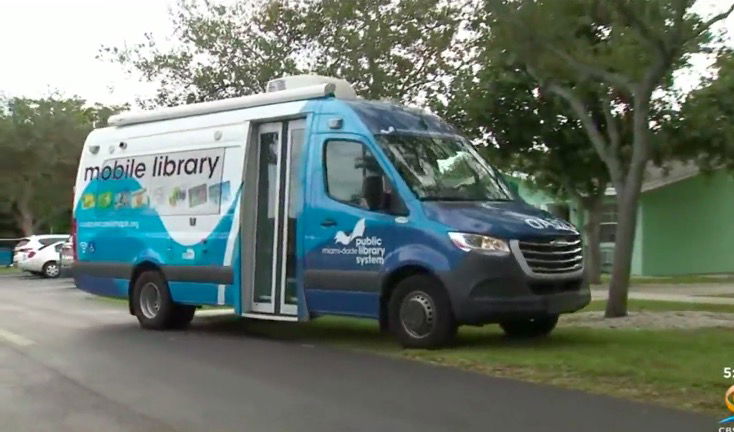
[46,263,59,277]
[139,282,162,319]
[399,291,435,339]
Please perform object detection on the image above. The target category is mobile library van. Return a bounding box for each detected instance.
[72,76,588,347]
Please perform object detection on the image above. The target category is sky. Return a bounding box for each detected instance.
[0,0,177,105]
[0,0,732,107]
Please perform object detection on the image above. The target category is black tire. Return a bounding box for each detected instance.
[388,274,456,349]
[42,261,60,278]
[132,270,195,330]
[499,315,559,338]
[170,304,196,329]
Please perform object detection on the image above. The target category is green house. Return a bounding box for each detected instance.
[511,165,734,276]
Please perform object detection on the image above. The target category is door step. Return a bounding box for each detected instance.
[242,312,298,321]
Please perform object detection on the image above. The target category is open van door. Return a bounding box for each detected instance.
[240,119,306,319]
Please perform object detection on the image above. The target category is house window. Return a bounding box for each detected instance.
[599,203,617,243]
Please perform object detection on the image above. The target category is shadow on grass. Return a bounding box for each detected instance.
[185,314,603,352]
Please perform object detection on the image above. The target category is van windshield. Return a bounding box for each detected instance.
[376,134,514,201]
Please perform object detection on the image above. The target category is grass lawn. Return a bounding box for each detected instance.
[0,266,20,275]
[600,273,734,285]
[227,299,733,415]
[585,298,734,314]
[698,293,734,299]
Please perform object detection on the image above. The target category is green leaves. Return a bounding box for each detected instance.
[300,0,462,102]
[0,97,124,234]
[101,0,465,107]
[100,0,305,106]
[670,51,734,172]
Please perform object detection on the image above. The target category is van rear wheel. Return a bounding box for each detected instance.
[499,315,559,338]
[388,274,456,349]
[132,271,195,330]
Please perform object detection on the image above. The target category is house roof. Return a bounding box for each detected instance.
[604,161,700,195]
[641,161,700,192]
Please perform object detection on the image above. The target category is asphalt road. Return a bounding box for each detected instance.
[0,273,713,432]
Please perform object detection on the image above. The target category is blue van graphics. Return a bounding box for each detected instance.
[83,148,227,217]
[322,218,386,266]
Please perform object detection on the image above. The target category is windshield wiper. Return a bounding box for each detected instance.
[420,196,515,202]
[420,197,484,202]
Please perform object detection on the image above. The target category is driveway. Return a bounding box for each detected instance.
[592,281,734,304]
[0,273,713,431]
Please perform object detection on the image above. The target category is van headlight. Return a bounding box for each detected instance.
[448,232,510,254]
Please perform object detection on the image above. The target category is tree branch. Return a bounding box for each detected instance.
[611,0,671,61]
[668,0,691,48]
[602,93,622,156]
[695,2,734,37]
[547,46,634,93]
[545,82,624,188]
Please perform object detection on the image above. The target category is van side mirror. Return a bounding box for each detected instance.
[362,175,383,211]
[387,193,408,216]
[362,175,409,216]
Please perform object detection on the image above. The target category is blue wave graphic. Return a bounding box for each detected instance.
[720,415,734,424]
[75,177,241,267]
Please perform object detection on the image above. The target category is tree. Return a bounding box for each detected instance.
[670,51,734,171]
[443,60,610,283]
[101,0,465,106]
[100,0,305,106]
[479,0,734,317]
[298,0,463,102]
[0,97,122,235]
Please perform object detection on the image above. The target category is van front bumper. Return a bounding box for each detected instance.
[439,252,590,325]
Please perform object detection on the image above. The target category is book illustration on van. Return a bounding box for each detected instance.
[81,194,95,210]
[152,187,165,206]
[97,191,113,209]
[209,181,231,206]
[131,189,148,209]
[188,184,208,208]
[168,187,186,207]
[113,191,130,209]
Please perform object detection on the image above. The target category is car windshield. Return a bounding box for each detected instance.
[376,134,514,201]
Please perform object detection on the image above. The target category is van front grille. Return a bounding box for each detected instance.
[517,236,583,275]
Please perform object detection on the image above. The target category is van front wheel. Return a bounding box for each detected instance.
[499,315,558,338]
[389,275,456,349]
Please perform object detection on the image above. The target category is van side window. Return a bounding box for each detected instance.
[324,140,406,214]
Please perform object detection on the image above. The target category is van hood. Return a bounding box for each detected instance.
[421,200,579,240]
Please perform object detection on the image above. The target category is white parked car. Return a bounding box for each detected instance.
[17,241,65,278]
[60,237,74,270]
[13,235,69,266]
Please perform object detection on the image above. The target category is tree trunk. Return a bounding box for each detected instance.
[582,195,603,285]
[13,205,34,236]
[604,179,643,318]
[12,181,35,236]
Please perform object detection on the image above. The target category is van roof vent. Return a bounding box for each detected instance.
[108,81,341,127]
[266,75,358,100]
